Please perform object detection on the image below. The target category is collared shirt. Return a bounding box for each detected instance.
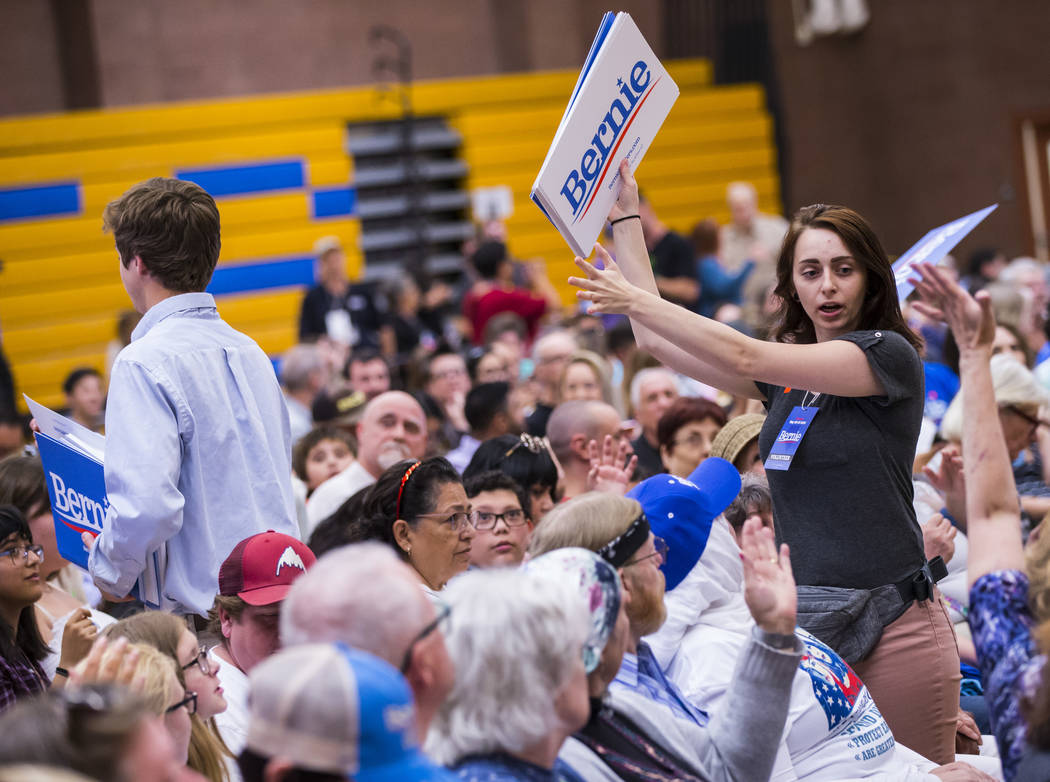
[611,641,709,727]
[0,654,48,714]
[445,433,480,475]
[89,293,298,616]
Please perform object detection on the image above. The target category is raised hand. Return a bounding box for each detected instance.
[585,434,638,496]
[922,443,967,529]
[608,158,640,222]
[739,517,796,636]
[911,263,995,353]
[59,607,100,671]
[569,242,642,316]
[70,636,141,690]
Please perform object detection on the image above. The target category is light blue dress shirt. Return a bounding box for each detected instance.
[89,293,298,615]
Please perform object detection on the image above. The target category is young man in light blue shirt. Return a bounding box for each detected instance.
[85,178,299,616]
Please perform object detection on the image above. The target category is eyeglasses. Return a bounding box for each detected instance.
[474,508,528,530]
[181,646,212,676]
[0,544,43,565]
[400,601,452,673]
[415,509,480,533]
[166,691,198,715]
[670,432,710,449]
[1006,406,1049,433]
[624,536,668,568]
[502,433,550,459]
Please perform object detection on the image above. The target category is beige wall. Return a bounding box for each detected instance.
[0,0,65,115]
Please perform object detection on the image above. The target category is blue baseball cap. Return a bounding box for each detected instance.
[246,642,455,781]
[626,457,741,590]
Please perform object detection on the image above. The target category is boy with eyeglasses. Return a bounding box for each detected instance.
[463,471,534,569]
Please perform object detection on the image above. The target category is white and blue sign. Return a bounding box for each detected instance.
[765,405,819,471]
[34,433,107,570]
[893,204,998,300]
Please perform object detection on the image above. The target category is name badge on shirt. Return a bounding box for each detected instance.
[764,405,819,471]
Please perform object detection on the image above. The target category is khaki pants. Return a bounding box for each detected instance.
[852,588,961,765]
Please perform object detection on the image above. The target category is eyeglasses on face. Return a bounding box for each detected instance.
[670,431,710,449]
[166,691,198,715]
[400,601,452,674]
[181,646,211,676]
[624,536,668,568]
[0,544,44,566]
[473,508,528,530]
[415,509,480,532]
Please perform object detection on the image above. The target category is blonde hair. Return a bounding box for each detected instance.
[528,492,640,557]
[557,350,615,407]
[126,643,181,715]
[1027,514,1050,622]
[940,353,1048,442]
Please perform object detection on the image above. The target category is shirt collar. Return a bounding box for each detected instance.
[132,292,217,341]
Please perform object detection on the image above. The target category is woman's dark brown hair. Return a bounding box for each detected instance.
[770,204,922,353]
[656,397,729,452]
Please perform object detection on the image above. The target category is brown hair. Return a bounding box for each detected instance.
[104,612,232,782]
[770,204,922,352]
[1024,620,1050,748]
[103,178,221,293]
[656,397,728,451]
[690,218,720,257]
[292,427,357,483]
[0,454,50,517]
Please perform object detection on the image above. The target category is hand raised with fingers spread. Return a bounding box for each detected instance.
[740,517,796,636]
[609,158,640,222]
[569,242,641,316]
[586,434,638,496]
[911,262,995,353]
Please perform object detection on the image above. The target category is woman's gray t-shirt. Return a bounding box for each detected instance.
[755,329,926,590]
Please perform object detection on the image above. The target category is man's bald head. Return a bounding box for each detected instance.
[547,400,624,464]
[356,391,427,478]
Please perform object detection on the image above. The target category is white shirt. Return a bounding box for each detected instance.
[89,293,299,615]
[305,460,377,533]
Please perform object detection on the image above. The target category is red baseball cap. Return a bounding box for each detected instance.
[219,531,316,606]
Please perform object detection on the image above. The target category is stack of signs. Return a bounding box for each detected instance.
[531,12,679,258]
[24,394,164,608]
[893,204,998,300]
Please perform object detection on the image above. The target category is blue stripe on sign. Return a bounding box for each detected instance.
[176,161,304,197]
[311,187,355,218]
[207,256,315,296]
[0,182,80,222]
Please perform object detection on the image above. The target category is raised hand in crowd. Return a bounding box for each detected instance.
[69,636,142,691]
[57,608,100,678]
[571,242,639,318]
[923,443,967,530]
[738,516,796,636]
[922,512,957,564]
[585,433,638,495]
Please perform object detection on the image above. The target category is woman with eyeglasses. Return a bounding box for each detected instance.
[655,396,728,479]
[0,505,49,714]
[464,433,561,523]
[351,457,476,598]
[104,611,232,782]
[463,471,535,569]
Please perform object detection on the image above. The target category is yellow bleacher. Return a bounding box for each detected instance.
[0,58,781,410]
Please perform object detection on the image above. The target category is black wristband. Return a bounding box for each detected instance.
[609,214,641,226]
[55,667,69,678]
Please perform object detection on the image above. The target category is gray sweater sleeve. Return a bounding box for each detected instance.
[696,626,804,782]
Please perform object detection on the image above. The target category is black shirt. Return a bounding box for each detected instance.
[298,283,383,347]
[755,330,926,590]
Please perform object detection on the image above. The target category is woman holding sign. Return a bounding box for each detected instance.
[569,161,958,764]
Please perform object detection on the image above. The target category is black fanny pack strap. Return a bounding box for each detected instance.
[892,556,948,606]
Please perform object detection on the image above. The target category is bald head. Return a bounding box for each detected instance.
[547,400,623,464]
[532,331,577,387]
[727,182,758,230]
[356,391,427,478]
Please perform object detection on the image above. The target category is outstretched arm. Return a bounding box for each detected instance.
[569,161,886,399]
[912,263,1023,585]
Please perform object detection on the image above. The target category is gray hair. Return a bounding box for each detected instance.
[629,366,676,411]
[424,569,589,765]
[280,542,429,668]
[940,352,1050,442]
[280,343,323,392]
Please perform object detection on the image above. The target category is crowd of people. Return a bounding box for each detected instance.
[0,161,1049,782]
